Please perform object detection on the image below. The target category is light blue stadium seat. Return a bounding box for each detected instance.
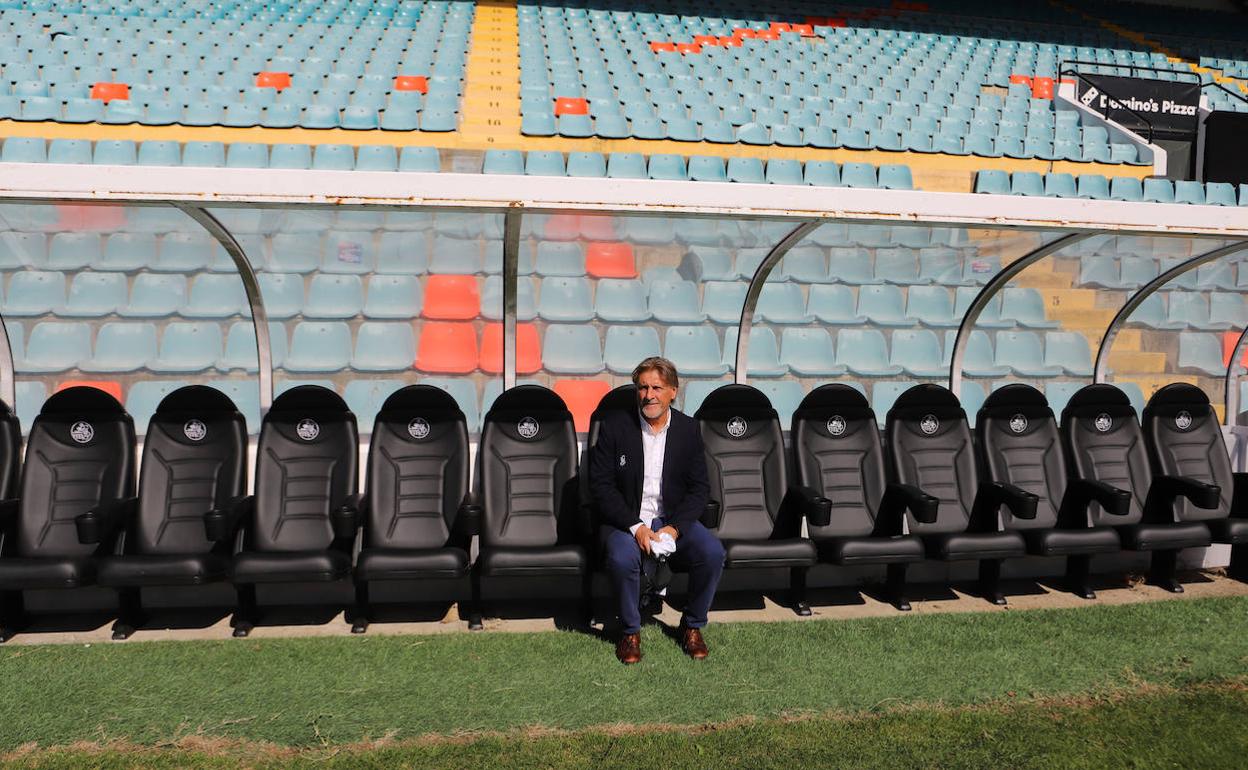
[419,377,483,433]
[701,281,746,324]
[526,150,566,176]
[841,162,878,188]
[2,137,46,163]
[285,322,353,372]
[906,285,959,327]
[781,246,827,283]
[1076,174,1111,199]
[1044,173,1078,198]
[721,327,786,377]
[1206,182,1237,207]
[219,321,288,371]
[878,164,913,190]
[1143,178,1175,203]
[917,247,965,285]
[182,141,227,167]
[1195,261,1236,291]
[62,272,126,317]
[604,326,661,374]
[93,140,137,165]
[727,157,765,184]
[649,279,706,323]
[148,322,224,373]
[1168,293,1225,330]
[648,154,687,180]
[344,379,409,434]
[269,233,323,273]
[1130,294,1182,330]
[537,276,593,322]
[870,381,914,423]
[683,247,735,281]
[253,273,301,319]
[1120,256,1159,287]
[323,231,376,274]
[995,330,1062,376]
[119,273,185,318]
[766,159,804,185]
[836,329,902,376]
[543,324,603,374]
[356,144,398,172]
[1177,332,1223,375]
[827,247,878,285]
[975,169,1009,194]
[890,329,946,377]
[47,139,91,164]
[313,144,355,170]
[805,284,861,325]
[948,329,1010,377]
[184,274,249,318]
[856,285,910,326]
[594,279,649,322]
[1010,172,1045,196]
[755,282,811,324]
[483,149,524,175]
[1044,331,1094,376]
[535,241,584,276]
[1174,180,1206,205]
[0,231,45,270]
[1210,293,1248,328]
[1109,176,1143,202]
[1044,381,1085,418]
[680,380,727,416]
[664,326,728,376]
[223,142,268,168]
[363,274,422,319]
[126,380,189,434]
[398,146,441,172]
[153,232,212,272]
[607,153,647,179]
[5,271,64,316]
[80,322,157,373]
[352,322,417,371]
[688,155,727,182]
[999,287,1058,328]
[567,152,606,177]
[751,380,806,427]
[270,143,313,170]
[805,161,840,186]
[875,249,922,285]
[47,232,99,271]
[305,274,365,319]
[779,328,844,376]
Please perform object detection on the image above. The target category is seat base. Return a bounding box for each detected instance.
[1024,527,1120,557]
[230,549,352,584]
[923,531,1026,562]
[356,547,469,581]
[477,545,586,577]
[1117,522,1210,552]
[723,538,816,569]
[97,552,227,587]
[1207,518,1248,545]
[815,535,925,565]
[0,556,94,590]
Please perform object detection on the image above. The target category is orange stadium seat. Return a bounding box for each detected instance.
[554,97,588,116]
[422,275,480,320]
[90,82,129,102]
[480,322,541,375]
[586,242,637,279]
[255,72,292,90]
[553,379,613,432]
[415,322,477,374]
[56,379,123,402]
[393,75,428,93]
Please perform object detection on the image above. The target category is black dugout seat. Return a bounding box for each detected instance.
[1061,384,1214,592]
[0,398,20,501]
[1142,383,1246,580]
[790,384,930,611]
[0,387,135,639]
[695,385,817,615]
[975,385,1123,599]
[885,384,1030,605]
[472,385,587,629]
[75,385,247,638]
[350,385,475,633]
[206,385,360,636]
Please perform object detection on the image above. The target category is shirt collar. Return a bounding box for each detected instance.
[639,407,671,437]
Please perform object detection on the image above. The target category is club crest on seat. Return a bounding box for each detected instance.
[1094,413,1112,432]
[408,417,430,440]
[517,417,539,439]
[920,414,939,435]
[827,415,846,436]
[727,416,747,438]
[1009,414,1027,434]
[296,418,320,441]
[183,419,207,441]
[1175,411,1192,430]
[70,420,94,444]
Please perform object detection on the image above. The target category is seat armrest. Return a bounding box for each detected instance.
[981,481,1039,520]
[453,495,482,539]
[700,500,721,529]
[0,498,19,534]
[1154,474,1221,510]
[881,482,939,528]
[790,485,833,527]
[331,494,364,541]
[204,495,254,543]
[75,497,138,545]
[1062,478,1132,525]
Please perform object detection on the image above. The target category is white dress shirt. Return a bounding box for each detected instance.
[630,408,670,535]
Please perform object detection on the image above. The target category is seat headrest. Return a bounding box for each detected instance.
[694,384,774,418]
[40,385,125,416]
[592,384,638,418]
[485,384,570,419]
[268,384,350,416]
[793,383,873,421]
[1145,382,1209,409]
[1064,383,1131,412]
[378,384,464,418]
[155,384,241,416]
[888,383,963,419]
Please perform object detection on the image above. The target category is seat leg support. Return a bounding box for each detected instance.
[349,581,370,634]
[467,571,484,631]
[790,567,812,616]
[1065,555,1096,600]
[1228,543,1247,582]
[111,587,146,640]
[886,563,911,611]
[0,590,26,642]
[581,572,595,628]
[231,584,259,638]
[1148,549,1183,593]
[979,559,1007,606]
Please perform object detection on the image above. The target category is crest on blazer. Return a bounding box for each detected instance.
[296,418,320,441]
[1094,413,1112,432]
[619,454,626,467]
[726,416,747,438]
[517,416,539,440]
[920,414,939,435]
[408,417,431,440]
[183,419,208,441]
[70,420,94,444]
[1175,411,1193,431]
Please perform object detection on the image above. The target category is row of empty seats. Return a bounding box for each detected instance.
[976,170,1248,206]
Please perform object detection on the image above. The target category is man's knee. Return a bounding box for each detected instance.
[605,536,641,576]
[685,527,726,567]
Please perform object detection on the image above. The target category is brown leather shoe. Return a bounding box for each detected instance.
[616,632,641,665]
[681,626,709,660]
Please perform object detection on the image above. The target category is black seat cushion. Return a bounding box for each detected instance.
[1207,518,1248,544]
[1023,528,1120,557]
[1117,522,1211,551]
[0,556,94,589]
[229,550,352,584]
[96,553,227,587]
[356,547,470,581]
[723,538,816,568]
[815,535,925,565]
[924,531,1026,561]
[477,545,586,577]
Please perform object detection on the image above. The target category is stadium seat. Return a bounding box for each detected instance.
[586,242,636,278]
[790,383,927,609]
[905,285,959,327]
[415,322,478,374]
[542,324,603,374]
[755,282,812,324]
[836,329,902,376]
[594,279,650,322]
[1142,384,1248,579]
[857,285,910,326]
[995,331,1062,376]
[351,323,417,371]
[304,274,365,319]
[362,274,422,319]
[1174,181,1206,205]
[648,280,706,324]
[63,272,126,317]
[604,326,662,375]
[399,146,441,172]
[210,385,359,636]
[720,327,787,377]
[779,328,844,376]
[1177,332,1224,375]
[694,385,816,613]
[999,288,1058,328]
[184,274,250,318]
[665,326,728,376]
[1143,178,1176,203]
[147,323,223,374]
[889,329,947,377]
[0,387,130,633]
[552,379,612,433]
[1060,384,1215,592]
[219,321,288,372]
[886,384,1029,604]
[80,385,246,638]
[81,323,156,373]
[123,274,186,318]
[284,322,353,373]
[470,385,588,629]
[422,275,480,320]
[1044,332,1094,376]
[21,322,91,372]
[479,322,541,375]
[808,284,866,325]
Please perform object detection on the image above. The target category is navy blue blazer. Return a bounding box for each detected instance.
[588,406,710,534]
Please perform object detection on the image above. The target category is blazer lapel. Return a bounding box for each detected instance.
[660,413,681,499]
[626,411,644,505]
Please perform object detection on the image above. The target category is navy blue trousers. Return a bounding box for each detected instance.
[602,519,725,635]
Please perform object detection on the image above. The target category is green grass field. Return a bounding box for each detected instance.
[2,595,1246,767]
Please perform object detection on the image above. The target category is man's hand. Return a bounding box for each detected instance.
[634,524,661,554]
[657,525,679,541]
